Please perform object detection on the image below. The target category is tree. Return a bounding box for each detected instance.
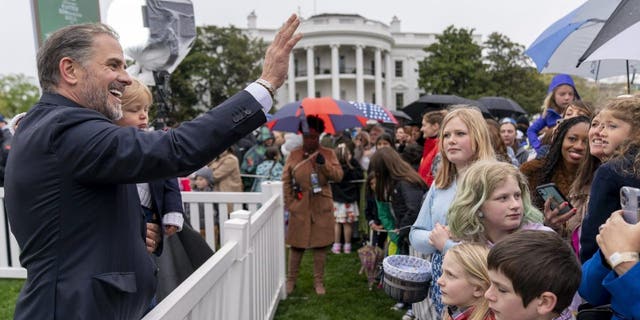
[483,32,546,114]
[166,26,267,124]
[0,74,40,117]
[418,26,486,98]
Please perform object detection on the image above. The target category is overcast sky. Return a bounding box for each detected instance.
[1,0,586,82]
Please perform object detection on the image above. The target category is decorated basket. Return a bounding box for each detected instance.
[382,255,431,304]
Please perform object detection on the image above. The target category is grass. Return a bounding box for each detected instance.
[0,247,403,320]
[0,279,23,320]
[274,248,403,320]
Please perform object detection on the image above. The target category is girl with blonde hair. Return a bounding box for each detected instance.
[448,160,547,246]
[438,243,494,320]
[410,106,495,319]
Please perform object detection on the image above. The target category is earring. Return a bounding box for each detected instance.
[477,211,484,218]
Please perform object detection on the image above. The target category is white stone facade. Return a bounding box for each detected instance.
[244,13,459,110]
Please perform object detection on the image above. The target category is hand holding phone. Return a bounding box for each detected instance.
[620,186,640,224]
[535,183,573,215]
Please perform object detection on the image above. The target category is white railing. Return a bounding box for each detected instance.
[0,188,24,278]
[0,183,286,319]
[181,190,264,250]
[143,181,286,320]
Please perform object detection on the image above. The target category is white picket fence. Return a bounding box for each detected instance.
[0,188,24,278]
[0,182,287,320]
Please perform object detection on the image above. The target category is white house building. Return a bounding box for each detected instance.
[244,12,469,110]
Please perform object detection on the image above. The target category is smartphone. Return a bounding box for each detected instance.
[620,186,640,224]
[535,183,573,215]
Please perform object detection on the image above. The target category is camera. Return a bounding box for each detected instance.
[620,186,640,224]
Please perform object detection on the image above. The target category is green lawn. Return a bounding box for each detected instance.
[0,279,23,320]
[274,249,403,320]
[0,249,403,320]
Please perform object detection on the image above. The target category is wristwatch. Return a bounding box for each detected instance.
[608,251,639,268]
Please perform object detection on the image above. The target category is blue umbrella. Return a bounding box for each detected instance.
[525,0,632,80]
[348,101,398,124]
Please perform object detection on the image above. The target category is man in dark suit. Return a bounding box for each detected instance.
[5,15,301,319]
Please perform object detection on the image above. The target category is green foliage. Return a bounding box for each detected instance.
[418,26,487,98]
[0,74,40,117]
[417,27,548,115]
[166,26,267,124]
[0,279,24,319]
[482,32,547,114]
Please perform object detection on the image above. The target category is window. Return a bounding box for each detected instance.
[396,92,404,108]
[339,55,346,73]
[340,90,346,100]
[314,57,320,75]
[395,60,403,77]
[294,58,299,77]
[372,93,376,103]
[315,91,321,98]
[295,92,300,101]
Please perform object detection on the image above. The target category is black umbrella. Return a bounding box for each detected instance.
[389,110,412,121]
[478,97,527,119]
[402,94,490,122]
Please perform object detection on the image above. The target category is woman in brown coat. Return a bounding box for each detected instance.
[282,116,344,295]
[208,147,243,193]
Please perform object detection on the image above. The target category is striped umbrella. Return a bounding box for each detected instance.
[348,101,398,124]
[267,97,368,134]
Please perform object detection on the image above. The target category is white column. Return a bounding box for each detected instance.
[288,52,295,102]
[385,51,393,109]
[374,48,382,105]
[355,44,364,102]
[331,43,340,99]
[306,46,315,98]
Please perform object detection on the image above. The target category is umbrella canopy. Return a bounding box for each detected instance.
[402,94,490,122]
[524,0,640,80]
[478,97,527,119]
[580,0,640,63]
[348,101,398,124]
[267,97,368,134]
[389,110,412,121]
[577,0,640,92]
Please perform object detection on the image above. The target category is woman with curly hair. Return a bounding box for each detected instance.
[520,115,590,239]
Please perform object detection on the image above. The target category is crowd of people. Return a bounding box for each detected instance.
[2,13,639,320]
[267,72,638,320]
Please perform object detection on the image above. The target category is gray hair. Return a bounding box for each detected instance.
[37,23,119,93]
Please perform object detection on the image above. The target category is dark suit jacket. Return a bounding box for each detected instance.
[5,91,265,319]
[148,178,184,256]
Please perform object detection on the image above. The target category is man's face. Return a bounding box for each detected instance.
[74,34,131,121]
